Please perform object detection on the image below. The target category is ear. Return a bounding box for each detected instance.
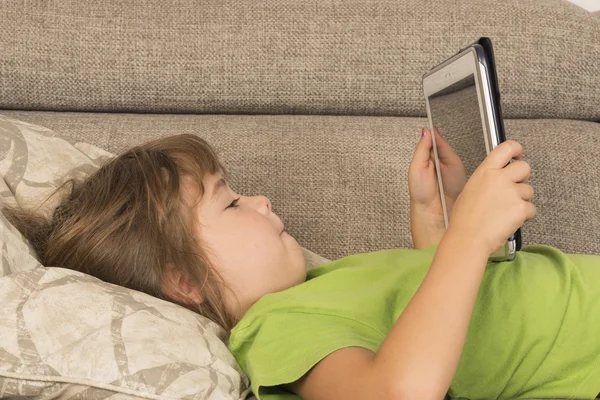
[161,264,204,307]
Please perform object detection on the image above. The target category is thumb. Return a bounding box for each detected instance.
[432,127,453,161]
[412,128,433,165]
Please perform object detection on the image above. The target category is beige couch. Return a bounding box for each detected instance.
[2,0,600,259]
[0,1,599,399]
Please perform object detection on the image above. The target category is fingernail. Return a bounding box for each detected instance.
[421,128,426,137]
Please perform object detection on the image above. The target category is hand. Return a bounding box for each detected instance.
[408,127,467,223]
[446,140,536,255]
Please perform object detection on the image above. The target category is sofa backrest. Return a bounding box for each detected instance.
[1,0,599,121]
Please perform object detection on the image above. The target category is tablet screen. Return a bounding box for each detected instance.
[427,73,488,185]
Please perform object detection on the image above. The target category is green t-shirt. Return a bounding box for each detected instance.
[228,244,600,399]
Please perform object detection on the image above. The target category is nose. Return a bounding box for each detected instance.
[252,195,272,215]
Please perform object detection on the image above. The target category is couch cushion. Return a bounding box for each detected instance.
[2,111,599,260]
[0,0,598,121]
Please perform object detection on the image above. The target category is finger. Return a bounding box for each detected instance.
[504,159,531,183]
[485,140,523,170]
[523,200,537,222]
[516,183,534,201]
[412,128,433,165]
[431,127,454,161]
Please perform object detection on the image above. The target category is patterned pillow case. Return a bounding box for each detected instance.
[0,266,250,400]
[0,114,256,399]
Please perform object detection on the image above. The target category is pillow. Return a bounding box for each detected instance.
[0,265,250,400]
[0,113,330,399]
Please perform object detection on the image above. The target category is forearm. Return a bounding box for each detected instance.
[374,228,490,399]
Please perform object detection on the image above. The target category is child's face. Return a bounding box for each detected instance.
[190,173,307,319]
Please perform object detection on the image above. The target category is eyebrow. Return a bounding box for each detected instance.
[210,178,228,202]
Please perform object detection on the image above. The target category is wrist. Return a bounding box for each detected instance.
[410,203,446,228]
[410,206,446,250]
[443,224,492,260]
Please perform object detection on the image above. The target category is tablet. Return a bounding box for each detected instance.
[422,37,522,262]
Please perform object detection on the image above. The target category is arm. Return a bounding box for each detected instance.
[289,227,489,400]
[373,227,489,398]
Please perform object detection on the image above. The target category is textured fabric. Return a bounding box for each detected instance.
[229,244,600,400]
[0,0,598,121]
[1,110,599,262]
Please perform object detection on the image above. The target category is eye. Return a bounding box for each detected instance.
[227,197,241,209]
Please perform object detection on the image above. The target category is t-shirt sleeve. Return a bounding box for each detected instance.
[228,310,384,400]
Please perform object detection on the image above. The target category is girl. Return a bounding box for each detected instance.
[3,130,600,400]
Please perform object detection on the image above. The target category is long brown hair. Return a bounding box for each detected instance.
[0,134,238,331]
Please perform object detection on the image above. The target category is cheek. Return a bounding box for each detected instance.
[214,230,277,267]
[200,223,286,278]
